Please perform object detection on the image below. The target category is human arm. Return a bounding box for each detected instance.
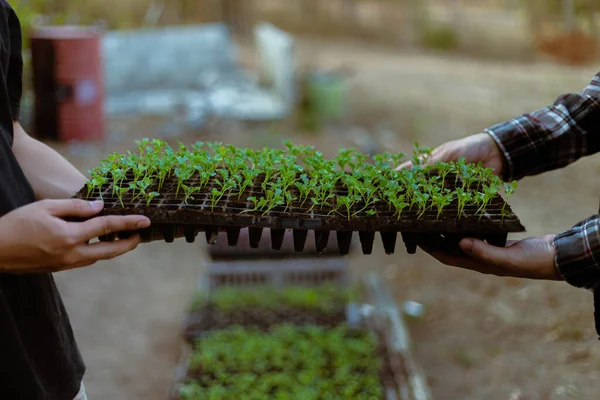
[394,73,600,336]
[11,121,87,200]
[5,124,158,272]
[0,1,152,274]
[0,199,151,274]
[421,215,600,291]
[399,73,600,181]
[421,217,600,337]
[395,73,600,311]
[396,70,600,283]
[6,2,86,200]
[420,234,561,281]
[399,133,600,290]
[485,72,600,181]
[403,144,600,292]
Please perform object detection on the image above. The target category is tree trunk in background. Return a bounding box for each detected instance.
[222,0,233,27]
[563,0,575,32]
[222,0,252,38]
[451,0,464,46]
[342,0,358,21]
[144,0,165,26]
[588,0,598,38]
[399,0,427,47]
[304,0,320,19]
[160,0,183,24]
[452,0,464,31]
[590,0,600,53]
[524,0,545,39]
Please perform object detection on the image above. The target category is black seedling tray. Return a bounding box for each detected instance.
[183,258,351,341]
[72,172,525,256]
[208,229,352,259]
[169,260,431,400]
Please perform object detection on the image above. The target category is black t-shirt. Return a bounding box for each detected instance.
[0,2,86,399]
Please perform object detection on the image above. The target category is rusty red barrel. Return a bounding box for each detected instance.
[29,25,105,142]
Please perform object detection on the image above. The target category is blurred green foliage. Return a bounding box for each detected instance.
[10,0,69,94]
[11,0,45,50]
[521,0,591,18]
[420,22,459,51]
[189,283,358,314]
[181,324,383,399]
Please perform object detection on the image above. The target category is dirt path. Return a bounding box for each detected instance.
[54,238,210,399]
[52,40,600,399]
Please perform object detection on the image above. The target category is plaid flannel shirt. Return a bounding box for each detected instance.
[483,72,600,335]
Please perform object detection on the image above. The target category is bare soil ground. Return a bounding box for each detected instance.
[52,39,600,399]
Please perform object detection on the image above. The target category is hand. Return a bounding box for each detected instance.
[421,234,563,281]
[0,199,151,274]
[397,133,507,178]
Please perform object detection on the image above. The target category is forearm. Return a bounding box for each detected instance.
[484,72,600,181]
[553,214,600,337]
[11,122,86,200]
[553,215,600,292]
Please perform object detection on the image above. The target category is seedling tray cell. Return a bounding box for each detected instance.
[75,140,525,255]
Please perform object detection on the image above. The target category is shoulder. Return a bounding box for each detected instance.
[0,2,8,35]
[0,1,12,20]
[0,1,21,45]
[1,1,23,122]
[4,1,20,28]
[0,1,21,31]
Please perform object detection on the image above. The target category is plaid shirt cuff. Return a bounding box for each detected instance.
[484,116,536,182]
[484,127,513,182]
[553,215,600,292]
[483,80,600,181]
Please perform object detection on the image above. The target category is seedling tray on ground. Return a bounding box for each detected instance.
[183,258,351,341]
[168,259,431,400]
[73,171,525,256]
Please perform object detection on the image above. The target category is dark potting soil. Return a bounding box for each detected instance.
[72,172,525,255]
[183,304,347,341]
[177,322,397,400]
